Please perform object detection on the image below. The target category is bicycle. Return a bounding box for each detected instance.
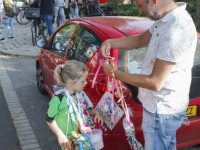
[79,0,106,17]
[15,2,30,25]
[100,6,119,16]
[24,5,48,46]
[30,17,48,46]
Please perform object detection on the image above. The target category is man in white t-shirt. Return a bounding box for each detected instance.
[99,0,197,149]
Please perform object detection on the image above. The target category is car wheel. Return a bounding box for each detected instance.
[36,64,48,95]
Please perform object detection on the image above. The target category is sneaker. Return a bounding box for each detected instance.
[8,37,15,39]
[0,38,5,41]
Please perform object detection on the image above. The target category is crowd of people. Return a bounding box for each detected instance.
[0,0,80,41]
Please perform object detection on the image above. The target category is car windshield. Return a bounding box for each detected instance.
[118,41,200,99]
[118,41,200,76]
[118,46,148,74]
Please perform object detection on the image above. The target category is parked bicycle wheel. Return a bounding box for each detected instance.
[79,7,88,17]
[16,9,29,25]
[31,21,37,46]
[56,19,61,28]
[43,26,48,38]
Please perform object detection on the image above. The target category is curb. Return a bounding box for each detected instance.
[0,52,36,59]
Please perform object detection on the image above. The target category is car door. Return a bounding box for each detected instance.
[42,23,77,93]
[176,41,200,148]
[65,24,104,96]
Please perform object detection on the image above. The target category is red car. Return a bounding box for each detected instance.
[36,16,200,149]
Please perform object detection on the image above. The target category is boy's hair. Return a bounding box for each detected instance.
[54,60,88,86]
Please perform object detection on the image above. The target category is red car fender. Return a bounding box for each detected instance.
[36,51,47,87]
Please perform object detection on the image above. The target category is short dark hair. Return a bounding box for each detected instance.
[146,0,150,3]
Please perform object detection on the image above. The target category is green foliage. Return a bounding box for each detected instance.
[175,0,196,20]
[102,0,199,31]
[100,2,145,17]
[103,0,196,19]
[116,3,144,17]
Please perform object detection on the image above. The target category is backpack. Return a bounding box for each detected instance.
[13,4,19,16]
[3,0,14,17]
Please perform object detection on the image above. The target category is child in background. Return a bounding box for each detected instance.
[46,60,103,150]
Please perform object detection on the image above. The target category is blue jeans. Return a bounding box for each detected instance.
[142,108,186,150]
[71,8,79,18]
[42,15,54,36]
[2,17,14,38]
[55,7,65,25]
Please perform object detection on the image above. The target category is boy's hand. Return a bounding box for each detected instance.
[57,133,71,149]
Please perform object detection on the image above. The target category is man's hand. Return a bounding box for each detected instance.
[99,39,111,58]
[103,59,116,76]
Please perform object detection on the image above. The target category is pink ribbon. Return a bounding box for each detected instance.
[92,59,104,88]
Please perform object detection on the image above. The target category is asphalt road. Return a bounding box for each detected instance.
[0,55,200,150]
[0,84,21,150]
[1,55,60,150]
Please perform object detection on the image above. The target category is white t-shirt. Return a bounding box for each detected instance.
[138,2,197,114]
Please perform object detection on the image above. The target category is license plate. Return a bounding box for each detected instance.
[186,105,197,117]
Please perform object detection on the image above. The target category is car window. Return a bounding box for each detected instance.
[51,24,76,57]
[66,25,102,64]
[118,46,148,74]
[190,41,200,99]
[192,41,200,77]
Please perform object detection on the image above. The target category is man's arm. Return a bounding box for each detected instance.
[100,29,152,57]
[104,58,175,91]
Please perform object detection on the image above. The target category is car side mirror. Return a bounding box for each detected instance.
[36,38,47,48]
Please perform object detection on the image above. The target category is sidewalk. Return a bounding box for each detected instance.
[0,19,41,58]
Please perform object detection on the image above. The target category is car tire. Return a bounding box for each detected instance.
[36,64,48,95]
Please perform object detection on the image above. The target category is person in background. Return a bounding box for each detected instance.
[54,0,65,25]
[30,0,54,36]
[64,0,70,20]
[0,0,14,41]
[70,0,79,18]
[0,0,4,29]
[46,60,103,150]
[100,0,197,150]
